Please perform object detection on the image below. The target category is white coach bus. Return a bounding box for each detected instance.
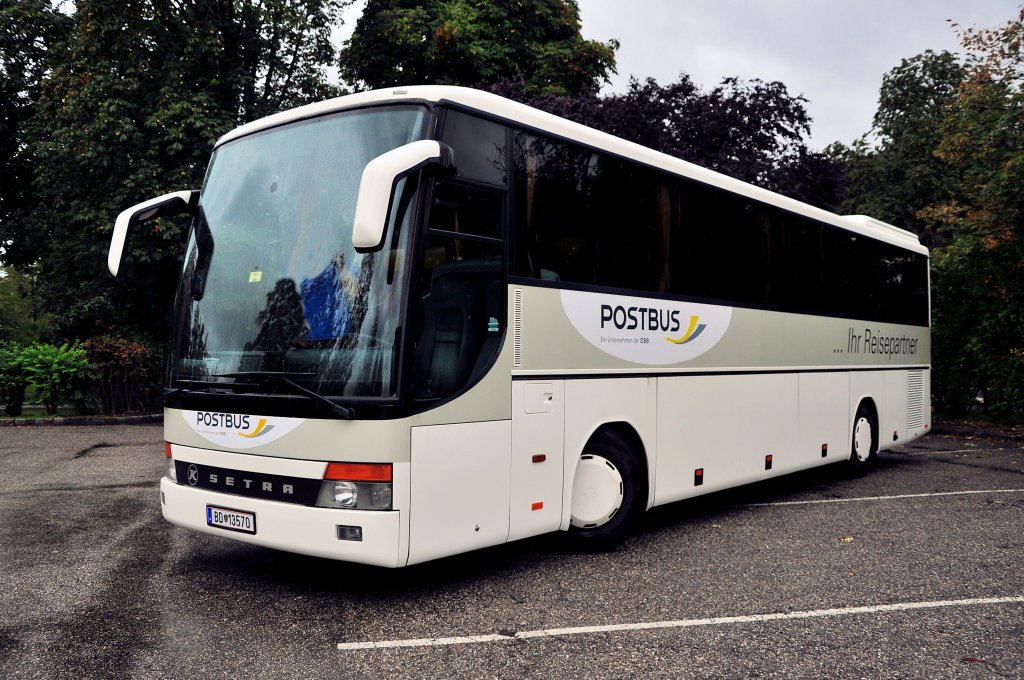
[109,86,930,567]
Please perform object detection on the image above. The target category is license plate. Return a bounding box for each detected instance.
[206,505,256,535]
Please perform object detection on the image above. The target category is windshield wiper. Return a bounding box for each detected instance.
[160,378,261,404]
[213,371,354,419]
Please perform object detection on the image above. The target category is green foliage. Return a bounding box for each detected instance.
[847,11,1024,418]
[0,0,72,267]
[18,341,95,415]
[840,50,966,243]
[0,340,28,416]
[9,0,350,342]
[0,266,53,343]
[340,0,618,97]
[924,11,1024,418]
[931,246,1024,418]
[0,336,164,416]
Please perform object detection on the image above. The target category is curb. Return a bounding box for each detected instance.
[0,413,163,427]
[930,423,1024,444]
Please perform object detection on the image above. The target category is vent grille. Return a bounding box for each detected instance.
[907,370,925,429]
[513,288,523,367]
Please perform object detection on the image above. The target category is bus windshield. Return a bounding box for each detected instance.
[170,106,429,400]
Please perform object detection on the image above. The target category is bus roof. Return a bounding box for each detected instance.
[216,85,927,256]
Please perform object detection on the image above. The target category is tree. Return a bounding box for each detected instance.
[608,76,814,194]
[0,0,71,267]
[840,50,965,244]
[497,74,836,208]
[20,0,349,340]
[339,0,618,97]
[0,266,52,344]
[923,11,1024,416]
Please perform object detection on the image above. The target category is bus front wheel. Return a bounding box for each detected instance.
[568,430,642,548]
[848,403,878,476]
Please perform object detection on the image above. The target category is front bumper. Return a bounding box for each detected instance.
[160,478,403,567]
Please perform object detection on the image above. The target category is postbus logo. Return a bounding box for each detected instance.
[238,418,274,439]
[667,315,707,345]
[182,410,304,449]
[562,290,731,365]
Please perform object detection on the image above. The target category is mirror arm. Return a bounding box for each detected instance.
[352,140,455,252]
[191,207,215,301]
[108,190,199,276]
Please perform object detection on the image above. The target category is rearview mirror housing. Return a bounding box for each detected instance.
[108,190,199,276]
[352,140,455,252]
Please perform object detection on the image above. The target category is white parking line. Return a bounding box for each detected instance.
[738,488,1024,508]
[337,595,1024,651]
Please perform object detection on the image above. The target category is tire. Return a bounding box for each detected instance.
[848,402,878,476]
[568,430,643,549]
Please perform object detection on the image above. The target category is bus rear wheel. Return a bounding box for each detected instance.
[568,430,642,548]
[848,403,877,476]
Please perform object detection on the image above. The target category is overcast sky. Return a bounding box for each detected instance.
[577,0,1020,149]
[338,1,1020,150]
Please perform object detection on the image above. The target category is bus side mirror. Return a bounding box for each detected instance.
[108,190,199,276]
[353,140,455,252]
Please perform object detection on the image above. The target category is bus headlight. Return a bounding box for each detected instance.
[315,481,391,510]
[315,463,392,510]
[332,481,358,507]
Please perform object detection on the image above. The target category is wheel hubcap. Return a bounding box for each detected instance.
[570,454,624,529]
[854,416,873,462]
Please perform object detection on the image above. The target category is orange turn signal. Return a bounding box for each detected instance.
[324,462,392,482]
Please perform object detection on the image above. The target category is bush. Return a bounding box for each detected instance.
[84,335,157,414]
[19,342,95,415]
[0,341,28,417]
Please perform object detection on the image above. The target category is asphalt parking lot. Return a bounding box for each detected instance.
[0,424,1021,679]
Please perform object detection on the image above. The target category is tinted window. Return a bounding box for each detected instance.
[676,181,770,307]
[440,110,507,186]
[510,129,928,326]
[772,213,825,314]
[513,132,667,292]
[429,181,503,239]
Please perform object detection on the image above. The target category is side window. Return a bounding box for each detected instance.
[513,133,593,283]
[513,131,666,292]
[676,181,770,307]
[819,225,929,325]
[411,181,505,401]
[772,213,825,314]
[589,158,668,292]
[440,110,507,186]
[892,252,929,326]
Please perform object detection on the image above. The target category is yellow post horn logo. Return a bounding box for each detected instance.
[238,418,275,438]
[666,315,708,345]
